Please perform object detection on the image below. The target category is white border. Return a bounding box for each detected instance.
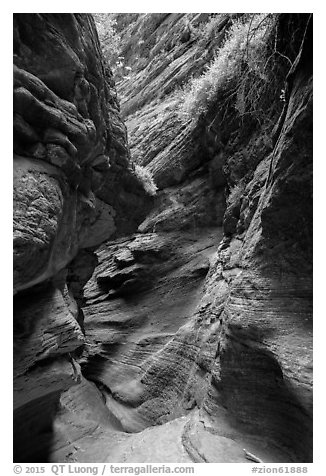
[3,3,323,469]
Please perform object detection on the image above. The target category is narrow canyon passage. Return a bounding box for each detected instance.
[13,13,312,463]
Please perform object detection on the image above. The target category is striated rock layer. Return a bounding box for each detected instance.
[13,13,149,462]
[50,14,312,464]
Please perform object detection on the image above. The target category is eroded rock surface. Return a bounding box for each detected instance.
[13,14,149,293]
[13,13,149,462]
[14,13,312,464]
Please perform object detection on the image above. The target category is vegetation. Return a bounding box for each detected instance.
[93,13,135,80]
[93,14,122,69]
[178,14,289,125]
[134,164,158,196]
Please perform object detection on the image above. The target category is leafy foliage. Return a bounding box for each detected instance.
[179,14,287,125]
[93,14,122,69]
[134,164,158,196]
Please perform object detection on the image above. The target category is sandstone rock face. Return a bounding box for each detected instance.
[13,14,148,293]
[13,13,149,462]
[14,13,312,464]
[118,14,233,190]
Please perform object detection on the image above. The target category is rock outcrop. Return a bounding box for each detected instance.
[13,13,149,462]
[13,13,312,464]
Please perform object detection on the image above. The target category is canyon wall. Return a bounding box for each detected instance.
[13,13,312,464]
[13,13,149,462]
